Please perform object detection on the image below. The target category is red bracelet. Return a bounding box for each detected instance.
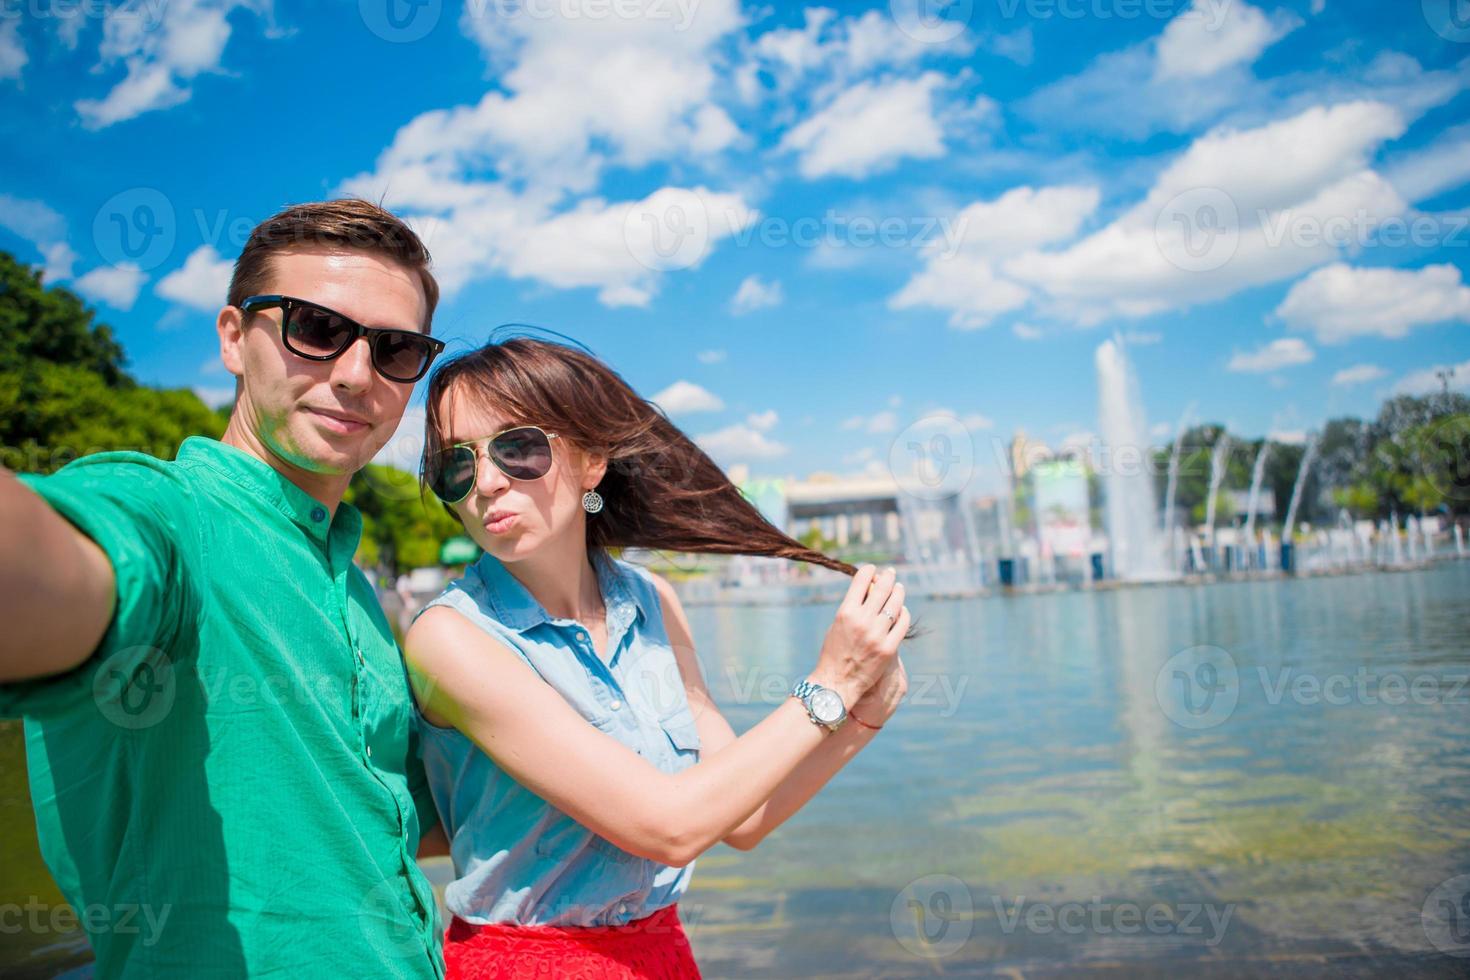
[848,709,883,731]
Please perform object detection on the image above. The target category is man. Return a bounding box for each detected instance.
[0,200,449,977]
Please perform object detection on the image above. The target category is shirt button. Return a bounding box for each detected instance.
[366,746,372,759]
[609,700,622,710]
[575,631,588,643]
[617,902,628,915]
[310,506,327,523]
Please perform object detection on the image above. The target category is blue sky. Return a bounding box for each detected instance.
[1,0,1468,494]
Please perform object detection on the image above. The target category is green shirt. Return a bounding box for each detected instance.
[1,437,444,978]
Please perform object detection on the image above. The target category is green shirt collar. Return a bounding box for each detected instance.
[177,436,361,548]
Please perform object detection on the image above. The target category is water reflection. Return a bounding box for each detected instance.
[684,562,1470,977]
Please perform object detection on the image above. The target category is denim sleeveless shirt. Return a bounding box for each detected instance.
[413,550,702,927]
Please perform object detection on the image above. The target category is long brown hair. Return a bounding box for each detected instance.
[423,335,921,637]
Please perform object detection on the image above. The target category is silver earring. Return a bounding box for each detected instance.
[582,490,604,514]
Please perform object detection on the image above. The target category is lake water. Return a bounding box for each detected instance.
[4,561,1469,977]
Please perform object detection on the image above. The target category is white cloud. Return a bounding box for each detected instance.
[1012,322,1044,340]
[378,185,758,305]
[1268,429,1308,445]
[41,242,77,283]
[1155,0,1301,81]
[156,244,233,311]
[696,349,726,364]
[1330,364,1386,387]
[746,409,778,432]
[1124,329,1163,345]
[0,192,66,243]
[1384,122,1470,203]
[1004,101,1409,323]
[1019,5,1465,141]
[695,423,788,461]
[889,184,1099,328]
[75,0,271,129]
[1392,358,1470,396]
[650,380,725,415]
[780,73,948,179]
[73,263,146,310]
[0,19,27,81]
[1227,338,1314,373]
[729,274,783,315]
[193,385,236,409]
[389,0,745,195]
[841,409,898,434]
[1275,263,1470,343]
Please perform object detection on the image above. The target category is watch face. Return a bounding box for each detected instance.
[811,689,844,724]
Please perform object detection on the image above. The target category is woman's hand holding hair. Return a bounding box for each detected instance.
[808,564,908,708]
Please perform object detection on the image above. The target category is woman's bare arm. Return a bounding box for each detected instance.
[404,565,908,867]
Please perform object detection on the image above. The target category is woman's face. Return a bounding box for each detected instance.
[437,384,605,562]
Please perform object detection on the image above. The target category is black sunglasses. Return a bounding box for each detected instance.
[238,294,445,383]
[425,426,560,504]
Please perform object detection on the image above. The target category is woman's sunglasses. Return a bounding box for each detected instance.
[426,426,560,503]
[238,294,446,383]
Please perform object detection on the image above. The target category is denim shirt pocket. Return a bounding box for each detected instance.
[658,703,702,767]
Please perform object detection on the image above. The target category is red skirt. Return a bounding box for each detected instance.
[443,903,702,980]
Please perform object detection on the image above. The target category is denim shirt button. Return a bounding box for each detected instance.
[608,699,622,710]
[310,506,327,523]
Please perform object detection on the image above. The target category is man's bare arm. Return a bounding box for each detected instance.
[0,470,116,682]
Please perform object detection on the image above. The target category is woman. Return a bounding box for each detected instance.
[406,336,914,979]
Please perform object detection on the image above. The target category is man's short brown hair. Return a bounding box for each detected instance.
[227,199,439,331]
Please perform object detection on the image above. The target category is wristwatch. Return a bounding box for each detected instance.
[790,678,847,732]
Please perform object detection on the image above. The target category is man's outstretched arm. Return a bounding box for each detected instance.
[0,469,116,682]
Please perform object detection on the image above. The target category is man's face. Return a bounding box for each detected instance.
[220,248,429,480]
